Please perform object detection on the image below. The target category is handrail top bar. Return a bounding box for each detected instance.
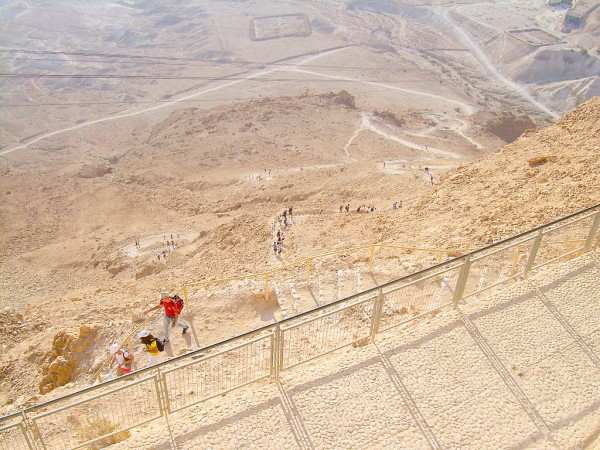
[1,202,598,421]
[186,205,599,289]
[21,325,279,414]
[0,411,22,422]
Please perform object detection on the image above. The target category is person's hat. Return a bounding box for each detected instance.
[160,291,169,299]
[109,344,120,355]
[137,330,150,339]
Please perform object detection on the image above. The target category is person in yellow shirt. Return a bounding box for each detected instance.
[137,330,162,366]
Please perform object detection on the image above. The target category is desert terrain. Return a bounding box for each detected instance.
[0,0,599,416]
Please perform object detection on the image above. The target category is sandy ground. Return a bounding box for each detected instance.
[103,250,600,449]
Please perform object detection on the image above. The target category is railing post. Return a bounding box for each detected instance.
[369,245,376,272]
[125,337,133,354]
[26,411,46,450]
[510,244,521,276]
[370,290,385,340]
[524,231,544,277]
[306,259,311,288]
[272,324,283,379]
[183,285,189,304]
[453,255,471,307]
[21,411,39,450]
[156,368,175,440]
[583,211,600,251]
[264,273,269,303]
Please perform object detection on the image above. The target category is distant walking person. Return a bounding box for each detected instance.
[144,292,189,343]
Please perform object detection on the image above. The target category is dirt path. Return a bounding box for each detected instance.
[1,44,482,158]
[0,47,351,156]
[291,67,475,114]
[436,4,559,120]
[344,113,464,159]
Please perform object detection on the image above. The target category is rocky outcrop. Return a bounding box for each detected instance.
[39,325,99,395]
[477,111,536,142]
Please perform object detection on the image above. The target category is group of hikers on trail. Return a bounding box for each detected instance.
[273,206,294,255]
[273,230,285,255]
[157,234,180,261]
[277,206,293,229]
[108,291,189,378]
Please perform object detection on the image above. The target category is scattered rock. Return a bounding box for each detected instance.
[77,164,112,179]
[333,90,355,109]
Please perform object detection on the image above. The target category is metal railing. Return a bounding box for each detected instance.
[182,243,474,304]
[1,203,598,450]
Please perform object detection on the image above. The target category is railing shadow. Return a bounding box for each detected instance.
[457,310,553,439]
[152,397,283,450]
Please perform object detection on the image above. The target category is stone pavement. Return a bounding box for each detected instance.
[114,251,600,449]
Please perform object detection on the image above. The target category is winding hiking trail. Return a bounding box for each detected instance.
[344,113,465,160]
[0,3,562,158]
[1,45,480,157]
[291,67,476,115]
[0,47,350,156]
[436,4,559,120]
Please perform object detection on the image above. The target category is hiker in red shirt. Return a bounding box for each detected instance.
[144,291,189,343]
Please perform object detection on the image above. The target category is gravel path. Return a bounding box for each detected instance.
[112,251,600,449]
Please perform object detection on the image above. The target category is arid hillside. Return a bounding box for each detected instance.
[391,96,600,247]
[0,95,598,414]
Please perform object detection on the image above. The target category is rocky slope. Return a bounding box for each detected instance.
[0,95,598,415]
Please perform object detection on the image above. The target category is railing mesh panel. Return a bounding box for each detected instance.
[463,238,534,300]
[532,214,596,271]
[162,334,273,413]
[0,421,30,450]
[29,376,161,450]
[379,263,461,332]
[281,294,375,369]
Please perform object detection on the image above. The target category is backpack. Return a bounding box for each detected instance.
[155,338,165,352]
[122,351,133,364]
[171,295,184,315]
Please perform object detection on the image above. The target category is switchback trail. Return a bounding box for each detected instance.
[0,47,351,156]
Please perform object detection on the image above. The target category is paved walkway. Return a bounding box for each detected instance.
[115,251,600,449]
